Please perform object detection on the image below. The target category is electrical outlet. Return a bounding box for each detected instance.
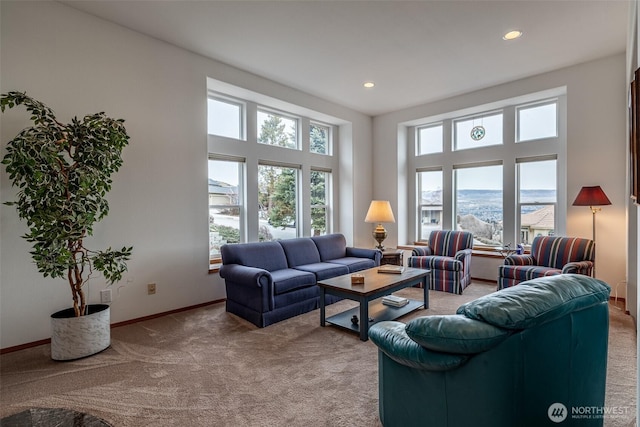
[100,289,112,303]
[147,283,156,295]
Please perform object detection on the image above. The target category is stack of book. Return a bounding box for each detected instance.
[382,294,409,307]
[378,265,404,274]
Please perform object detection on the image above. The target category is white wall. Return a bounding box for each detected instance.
[0,1,372,349]
[373,54,628,295]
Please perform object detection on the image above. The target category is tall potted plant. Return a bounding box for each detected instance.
[1,91,133,360]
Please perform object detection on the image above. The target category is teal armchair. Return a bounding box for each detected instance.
[369,274,610,427]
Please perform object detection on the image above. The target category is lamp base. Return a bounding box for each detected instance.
[373,225,387,250]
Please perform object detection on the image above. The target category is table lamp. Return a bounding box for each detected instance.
[365,200,396,250]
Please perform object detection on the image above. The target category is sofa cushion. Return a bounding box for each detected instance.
[405,315,510,355]
[328,257,375,272]
[221,241,288,272]
[294,262,349,280]
[408,255,461,272]
[270,269,316,295]
[311,234,347,261]
[278,238,322,267]
[457,274,611,330]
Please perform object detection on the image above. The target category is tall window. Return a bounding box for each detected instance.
[258,164,298,241]
[208,96,244,140]
[207,79,337,264]
[311,169,331,236]
[209,158,244,261]
[455,164,503,246]
[310,123,331,155]
[518,158,557,244]
[417,170,443,240]
[257,110,298,149]
[410,91,564,248]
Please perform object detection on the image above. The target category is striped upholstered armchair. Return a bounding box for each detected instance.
[497,236,594,290]
[407,230,474,294]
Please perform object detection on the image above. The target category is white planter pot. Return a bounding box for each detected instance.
[50,304,111,361]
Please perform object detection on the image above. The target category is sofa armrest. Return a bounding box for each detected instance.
[412,246,432,256]
[368,321,469,372]
[346,247,382,265]
[219,264,274,312]
[562,260,594,275]
[454,248,472,263]
[504,254,535,266]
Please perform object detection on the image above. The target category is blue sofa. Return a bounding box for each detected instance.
[219,233,381,327]
[369,274,610,427]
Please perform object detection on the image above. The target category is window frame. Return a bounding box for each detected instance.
[516,99,558,143]
[407,90,567,249]
[207,93,246,141]
[416,123,444,156]
[416,168,443,240]
[208,156,245,264]
[310,122,333,156]
[516,157,558,245]
[310,168,332,236]
[257,108,300,150]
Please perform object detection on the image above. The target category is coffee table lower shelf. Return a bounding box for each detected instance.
[326,299,423,333]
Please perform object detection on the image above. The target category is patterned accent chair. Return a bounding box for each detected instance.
[407,230,474,294]
[497,235,594,290]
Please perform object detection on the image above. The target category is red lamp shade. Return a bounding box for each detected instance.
[572,186,611,207]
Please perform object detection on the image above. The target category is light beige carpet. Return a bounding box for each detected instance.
[1,282,636,426]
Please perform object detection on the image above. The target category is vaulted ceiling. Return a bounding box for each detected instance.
[61,0,629,116]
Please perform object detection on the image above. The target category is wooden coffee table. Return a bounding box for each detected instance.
[318,266,430,341]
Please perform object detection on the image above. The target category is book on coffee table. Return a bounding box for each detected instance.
[382,295,409,307]
[378,265,404,274]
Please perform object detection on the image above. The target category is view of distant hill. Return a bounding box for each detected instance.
[422,189,556,223]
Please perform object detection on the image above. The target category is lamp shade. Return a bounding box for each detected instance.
[365,200,396,223]
[572,186,611,207]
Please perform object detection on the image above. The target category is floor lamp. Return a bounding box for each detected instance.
[572,185,611,277]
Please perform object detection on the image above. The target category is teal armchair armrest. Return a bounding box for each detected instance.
[368,321,469,371]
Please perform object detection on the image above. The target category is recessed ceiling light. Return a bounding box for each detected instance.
[503,30,523,41]
[363,82,375,88]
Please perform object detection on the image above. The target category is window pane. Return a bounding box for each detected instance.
[454,112,503,150]
[517,102,557,142]
[519,160,557,202]
[518,159,557,244]
[209,159,242,260]
[310,123,330,155]
[417,170,443,240]
[417,124,443,155]
[258,111,298,149]
[311,170,330,236]
[455,165,503,245]
[208,98,242,139]
[258,165,298,240]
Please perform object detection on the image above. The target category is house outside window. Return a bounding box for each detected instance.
[518,158,557,244]
[209,157,244,261]
[417,169,443,240]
